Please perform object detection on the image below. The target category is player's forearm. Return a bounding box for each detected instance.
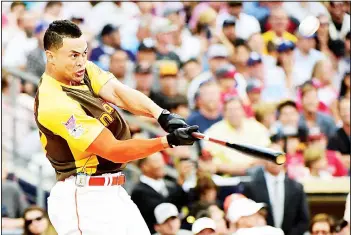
[87,128,170,163]
[115,86,163,119]
[104,137,169,163]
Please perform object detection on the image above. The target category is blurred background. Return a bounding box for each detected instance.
[1,1,350,235]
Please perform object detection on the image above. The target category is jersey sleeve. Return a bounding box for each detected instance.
[38,104,105,152]
[85,61,115,95]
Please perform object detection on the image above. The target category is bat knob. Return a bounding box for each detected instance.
[276,154,286,165]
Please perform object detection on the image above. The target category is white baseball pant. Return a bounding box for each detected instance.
[47,173,151,235]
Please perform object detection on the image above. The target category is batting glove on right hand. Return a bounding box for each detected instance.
[166,125,199,148]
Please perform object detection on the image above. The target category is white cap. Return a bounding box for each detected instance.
[344,193,350,223]
[192,217,216,234]
[234,226,285,235]
[207,44,229,59]
[154,203,179,225]
[151,17,178,35]
[226,198,265,223]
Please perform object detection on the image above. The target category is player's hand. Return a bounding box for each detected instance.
[166,125,199,147]
[158,109,189,133]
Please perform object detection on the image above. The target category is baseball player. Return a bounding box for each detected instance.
[34,20,198,235]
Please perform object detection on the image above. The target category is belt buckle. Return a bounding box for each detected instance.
[76,173,88,187]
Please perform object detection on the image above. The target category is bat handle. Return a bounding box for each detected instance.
[192,132,208,140]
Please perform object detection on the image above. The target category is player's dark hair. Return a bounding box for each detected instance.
[43,20,82,51]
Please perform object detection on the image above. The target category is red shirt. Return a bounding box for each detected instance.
[286,150,348,179]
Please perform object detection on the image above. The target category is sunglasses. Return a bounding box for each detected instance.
[25,216,43,225]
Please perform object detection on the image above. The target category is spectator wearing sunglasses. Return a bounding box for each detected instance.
[23,206,56,235]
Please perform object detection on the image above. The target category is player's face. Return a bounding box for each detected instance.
[51,36,88,83]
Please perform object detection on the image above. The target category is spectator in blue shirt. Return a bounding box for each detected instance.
[187,80,222,133]
[298,83,337,139]
[89,24,134,70]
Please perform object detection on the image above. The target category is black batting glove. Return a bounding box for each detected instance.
[158,109,189,133]
[166,125,199,148]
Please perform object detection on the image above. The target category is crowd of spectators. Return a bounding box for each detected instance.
[1,1,350,235]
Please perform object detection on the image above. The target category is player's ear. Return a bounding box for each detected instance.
[45,50,55,65]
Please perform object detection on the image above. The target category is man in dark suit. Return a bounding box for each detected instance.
[131,152,193,234]
[243,159,310,235]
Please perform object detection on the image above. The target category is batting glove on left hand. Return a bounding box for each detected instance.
[158,109,189,133]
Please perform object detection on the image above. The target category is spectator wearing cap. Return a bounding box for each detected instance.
[192,217,216,235]
[275,40,297,90]
[152,60,184,109]
[221,17,236,43]
[262,8,297,55]
[186,80,222,134]
[137,38,157,64]
[153,203,192,235]
[89,24,134,70]
[131,153,190,234]
[245,79,263,106]
[152,17,181,67]
[215,64,248,105]
[292,32,326,87]
[247,52,290,103]
[243,156,310,235]
[26,21,49,78]
[221,2,261,40]
[298,83,337,139]
[328,97,350,171]
[207,44,230,75]
[133,62,156,98]
[328,1,350,41]
[226,196,284,235]
[203,97,270,176]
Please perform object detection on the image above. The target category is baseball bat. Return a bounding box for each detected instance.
[191,132,286,165]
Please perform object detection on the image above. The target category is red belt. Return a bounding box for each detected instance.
[88,174,126,186]
[61,173,126,186]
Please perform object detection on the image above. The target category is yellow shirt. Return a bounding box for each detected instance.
[204,119,271,167]
[262,30,298,55]
[35,61,130,180]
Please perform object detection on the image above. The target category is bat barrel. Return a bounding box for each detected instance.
[191,132,286,165]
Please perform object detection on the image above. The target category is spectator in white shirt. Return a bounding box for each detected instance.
[221,2,261,40]
[3,11,38,69]
[292,33,325,87]
[328,1,350,40]
[283,1,328,22]
[247,52,290,103]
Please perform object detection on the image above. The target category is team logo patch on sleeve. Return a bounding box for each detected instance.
[63,115,84,138]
